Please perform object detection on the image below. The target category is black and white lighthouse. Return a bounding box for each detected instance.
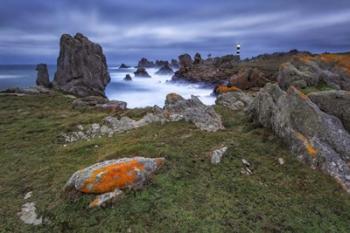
[236,43,241,56]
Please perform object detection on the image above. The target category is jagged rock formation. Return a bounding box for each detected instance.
[309,90,350,131]
[278,54,350,90]
[216,91,253,111]
[155,63,174,75]
[170,59,179,68]
[229,67,271,90]
[35,64,51,88]
[193,53,202,64]
[134,67,151,77]
[248,83,350,192]
[138,58,155,68]
[155,60,168,67]
[53,33,110,97]
[124,74,132,81]
[62,94,223,143]
[64,157,165,208]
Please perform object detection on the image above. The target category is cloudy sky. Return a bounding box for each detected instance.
[1,0,350,64]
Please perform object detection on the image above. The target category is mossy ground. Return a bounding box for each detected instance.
[1,94,350,233]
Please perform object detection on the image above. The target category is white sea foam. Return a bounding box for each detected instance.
[106,67,215,108]
[0,74,24,79]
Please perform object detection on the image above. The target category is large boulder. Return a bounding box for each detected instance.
[248,83,350,192]
[216,91,253,111]
[229,67,271,90]
[64,157,165,207]
[53,33,110,97]
[308,90,350,132]
[35,64,51,88]
[178,54,193,71]
[134,67,151,77]
[155,63,174,75]
[278,54,350,91]
[164,93,224,132]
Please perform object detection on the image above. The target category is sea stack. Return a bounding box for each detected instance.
[53,33,110,97]
[35,64,51,88]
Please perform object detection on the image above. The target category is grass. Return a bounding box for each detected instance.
[301,82,335,95]
[0,94,350,233]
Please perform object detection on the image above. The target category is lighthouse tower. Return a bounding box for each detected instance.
[236,43,241,56]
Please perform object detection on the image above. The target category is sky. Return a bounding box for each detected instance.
[1,0,350,65]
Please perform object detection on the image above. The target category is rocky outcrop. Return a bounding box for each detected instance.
[178,54,193,71]
[216,91,253,111]
[62,94,223,143]
[308,90,350,132]
[229,67,272,90]
[138,58,154,68]
[164,93,224,132]
[124,74,132,81]
[248,83,350,192]
[134,67,151,77]
[119,63,130,69]
[64,157,165,207]
[155,60,168,67]
[72,96,127,111]
[53,33,110,97]
[193,53,202,64]
[214,84,241,95]
[35,64,51,88]
[278,54,350,91]
[171,59,179,68]
[155,63,174,75]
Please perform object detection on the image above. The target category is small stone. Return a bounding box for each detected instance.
[17,202,42,225]
[278,158,285,165]
[210,146,228,164]
[94,145,99,148]
[242,159,250,167]
[24,191,32,200]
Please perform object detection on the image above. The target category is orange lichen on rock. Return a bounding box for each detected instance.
[81,159,145,193]
[215,85,241,94]
[288,86,309,101]
[295,132,318,158]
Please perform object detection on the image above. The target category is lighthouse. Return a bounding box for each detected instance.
[236,43,241,56]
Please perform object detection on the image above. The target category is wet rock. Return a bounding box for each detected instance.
[35,64,51,88]
[210,146,228,164]
[138,58,154,68]
[247,83,350,192]
[308,90,350,132]
[155,63,174,75]
[124,74,132,81]
[64,157,165,207]
[53,33,110,97]
[119,63,130,69]
[17,202,42,225]
[134,67,151,78]
[216,91,253,111]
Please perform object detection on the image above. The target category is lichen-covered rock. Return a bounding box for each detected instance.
[247,83,350,192]
[64,157,165,207]
[278,54,350,91]
[164,93,224,132]
[134,67,151,77]
[229,67,271,90]
[308,90,350,132]
[53,33,110,97]
[17,202,42,225]
[35,64,51,88]
[216,91,253,111]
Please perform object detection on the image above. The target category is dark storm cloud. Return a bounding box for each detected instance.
[0,0,350,64]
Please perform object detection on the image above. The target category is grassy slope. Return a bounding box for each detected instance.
[0,94,350,233]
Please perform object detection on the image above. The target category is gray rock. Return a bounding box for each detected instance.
[210,146,228,164]
[309,90,350,132]
[155,64,174,75]
[17,202,42,225]
[72,96,127,111]
[248,83,350,192]
[53,33,110,97]
[35,64,51,88]
[216,91,253,111]
[164,93,224,132]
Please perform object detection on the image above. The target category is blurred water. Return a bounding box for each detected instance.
[0,65,215,108]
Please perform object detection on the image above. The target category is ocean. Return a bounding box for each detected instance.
[0,65,215,108]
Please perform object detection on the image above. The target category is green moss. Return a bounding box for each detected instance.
[301,82,335,95]
[0,94,350,233]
